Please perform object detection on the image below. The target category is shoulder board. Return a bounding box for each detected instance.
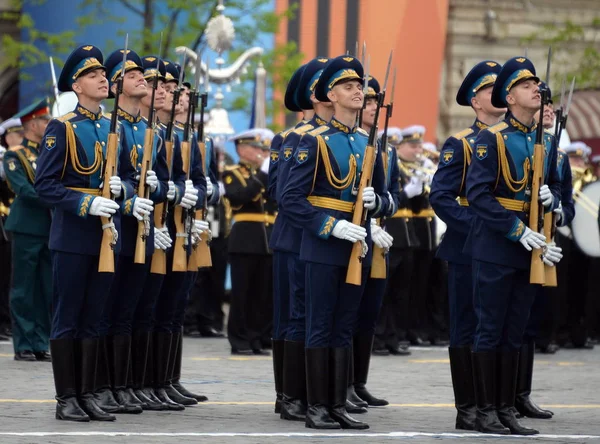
[8,145,24,152]
[452,127,474,140]
[356,127,368,136]
[174,123,184,130]
[224,165,240,172]
[307,125,329,137]
[487,122,508,134]
[57,112,77,122]
[293,124,315,136]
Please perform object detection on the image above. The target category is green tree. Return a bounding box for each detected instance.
[522,18,600,90]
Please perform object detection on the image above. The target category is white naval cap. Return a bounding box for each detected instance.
[229,128,273,149]
[0,118,23,136]
[379,127,403,146]
[422,142,438,153]
[400,125,426,143]
[591,154,600,164]
[563,141,591,158]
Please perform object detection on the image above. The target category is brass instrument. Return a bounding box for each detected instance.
[571,166,598,218]
[569,166,600,257]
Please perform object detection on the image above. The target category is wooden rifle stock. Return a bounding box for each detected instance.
[150,139,173,275]
[370,218,386,279]
[98,132,119,273]
[134,127,154,264]
[543,211,557,286]
[346,143,376,286]
[529,142,546,285]
[173,140,190,272]
[191,140,212,268]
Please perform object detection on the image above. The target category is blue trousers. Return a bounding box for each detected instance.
[523,285,545,342]
[50,251,113,339]
[472,260,536,352]
[272,251,291,341]
[100,254,151,337]
[286,253,306,342]
[154,250,187,333]
[355,269,387,336]
[133,272,164,333]
[305,262,367,348]
[173,271,196,332]
[448,262,477,347]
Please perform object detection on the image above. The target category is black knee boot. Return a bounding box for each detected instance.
[272,339,284,414]
[131,330,165,411]
[93,336,123,413]
[515,340,553,419]
[170,329,206,403]
[305,347,340,429]
[153,331,185,410]
[280,340,307,421]
[78,338,116,421]
[472,351,510,434]
[140,331,169,410]
[51,338,89,422]
[329,347,369,430]
[353,334,388,407]
[497,351,539,435]
[449,346,476,430]
[111,335,143,414]
[346,344,368,413]
[164,329,197,406]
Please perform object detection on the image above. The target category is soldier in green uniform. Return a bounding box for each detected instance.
[2,99,53,361]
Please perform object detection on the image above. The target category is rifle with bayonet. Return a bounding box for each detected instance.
[135,38,162,265]
[529,48,551,285]
[190,57,212,268]
[370,67,396,280]
[346,50,392,286]
[99,35,129,273]
[172,56,190,272]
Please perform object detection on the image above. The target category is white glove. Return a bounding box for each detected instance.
[159,227,172,249]
[132,197,154,221]
[371,220,394,249]
[404,176,423,199]
[539,184,553,208]
[362,186,378,210]
[553,202,564,226]
[109,176,122,198]
[206,178,214,197]
[194,219,210,234]
[331,220,367,243]
[145,170,158,192]
[518,226,546,251]
[261,156,270,174]
[542,243,563,266]
[89,197,120,217]
[154,228,169,250]
[167,180,176,201]
[179,179,199,209]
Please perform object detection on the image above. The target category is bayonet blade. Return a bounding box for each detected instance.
[559,77,566,110]
[156,32,163,72]
[362,55,370,96]
[389,67,397,105]
[203,58,210,93]
[121,34,129,80]
[177,53,186,89]
[382,49,393,92]
[194,53,202,91]
[544,46,552,86]
[361,41,366,65]
[524,47,529,58]
[564,77,575,116]
[354,41,358,57]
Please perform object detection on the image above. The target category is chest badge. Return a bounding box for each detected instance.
[283,147,293,161]
[476,144,488,160]
[45,136,56,150]
[442,149,454,164]
[296,148,309,164]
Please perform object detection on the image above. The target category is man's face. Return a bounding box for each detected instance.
[141,79,166,110]
[5,132,23,147]
[72,68,109,101]
[117,69,148,99]
[237,143,263,167]
[472,85,506,117]
[328,80,364,111]
[31,118,50,139]
[162,82,184,116]
[569,155,586,169]
[179,86,190,113]
[396,141,421,162]
[361,97,377,128]
[506,79,541,112]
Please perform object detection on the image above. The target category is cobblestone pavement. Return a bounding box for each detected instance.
[0,338,599,444]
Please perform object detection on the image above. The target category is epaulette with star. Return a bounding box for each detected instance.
[452,127,474,140]
[57,112,77,122]
[293,123,315,136]
[356,127,368,136]
[487,121,509,134]
[307,125,330,137]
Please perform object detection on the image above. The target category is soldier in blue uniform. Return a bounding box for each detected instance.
[94,48,169,415]
[35,44,137,422]
[465,56,563,435]
[269,57,334,421]
[348,75,396,409]
[2,99,53,362]
[281,55,392,430]
[430,60,504,430]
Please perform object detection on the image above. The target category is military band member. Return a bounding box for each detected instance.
[225,128,273,356]
[465,57,562,435]
[269,57,333,420]
[349,75,396,408]
[430,60,504,430]
[2,99,53,362]
[0,118,24,149]
[281,55,391,430]
[374,127,418,355]
[35,44,137,422]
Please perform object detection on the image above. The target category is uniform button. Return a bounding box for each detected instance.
[324,136,329,141]
[355,153,360,158]
[350,136,355,141]
[96,123,100,128]
[504,135,508,140]
[137,144,142,149]
[527,136,531,141]
[470,139,474,144]
[134,126,138,131]
[101,141,105,146]
[73,124,77,129]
